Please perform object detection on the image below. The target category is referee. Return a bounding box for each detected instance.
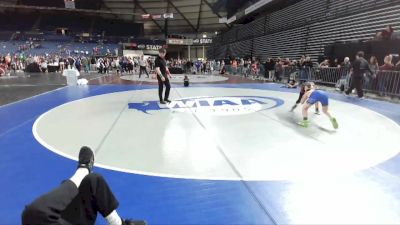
[345,51,372,98]
[155,48,172,104]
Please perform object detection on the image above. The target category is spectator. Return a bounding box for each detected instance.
[377,55,395,96]
[274,59,283,82]
[40,59,48,73]
[139,56,149,78]
[319,59,330,68]
[264,58,275,80]
[133,57,139,73]
[395,57,400,71]
[342,57,352,72]
[231,58,238,75]
[219,60,225,74]
[239,58,244,75]
[251,60,260,79]
[195,60,202,73]
[115,58,120,75]
[90,57,96,71]
[366,56,379,89]
[369,56,379,72]
[81,57,89,73]
[97,58,104,74]
[185,60,192,73]
[75,57,81,72]
[375,25,394,40]
[300,56,313,83]
[332,58,340,68]
[127,57,133,74]
[286,75,298,88]
[57,57,63,71]
[243,59,251,77]
[284,58,291,66]
[223,57,232,74]
[184,75,189,87]
[339,57,352,89]
[104,58,110,74]
[202,60,207,74]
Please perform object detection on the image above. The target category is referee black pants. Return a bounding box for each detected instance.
[22,173,119,225]
[346,75,364,98]
[157,76,171,102]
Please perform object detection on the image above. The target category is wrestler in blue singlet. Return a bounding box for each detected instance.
[307,90,329,106]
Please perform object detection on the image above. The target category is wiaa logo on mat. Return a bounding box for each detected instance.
[128,96,284,115]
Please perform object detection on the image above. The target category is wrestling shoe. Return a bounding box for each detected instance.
[160,101,167,104]
[289,104,297,112]
[164,99,172,103]
[315,110,320,115]
[331,117,339,129]
[77,146,94,173]
[123,219,147,225]
[297,120,310,128]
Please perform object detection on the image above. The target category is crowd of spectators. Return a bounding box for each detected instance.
[215,54,400,96]
[1,44,399,97]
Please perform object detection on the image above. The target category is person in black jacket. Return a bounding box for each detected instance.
[155,48,172,104]
[345,51,373,98]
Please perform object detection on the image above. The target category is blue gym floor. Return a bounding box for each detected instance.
[1,82,400,224]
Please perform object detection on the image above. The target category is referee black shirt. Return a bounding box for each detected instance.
[155,56,167,78]
[352,57,372,76]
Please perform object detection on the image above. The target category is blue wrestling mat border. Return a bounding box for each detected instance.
[0,83,399,224]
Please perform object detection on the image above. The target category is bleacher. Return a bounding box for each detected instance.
[0,40,119,56]
[65,42,119,56]
[327,0,395,18]
[229,39,253,59]
[40,14,93,33]
[0,41,64,55]
[237,17,265,41]
[0,32,14,41]
[210,0,400,61]
[253,27,307,61]
[266,0,326,33]
[210,45,227,60]
[306,5,400,60]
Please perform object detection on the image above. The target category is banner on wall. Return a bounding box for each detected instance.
[163,13,174,19]
[124,39,167,51]
[167,38,212,46]
[193,38,212,45]
[167,38,193,45]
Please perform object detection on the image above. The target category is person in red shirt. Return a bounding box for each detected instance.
[376,25,394,40]
[232,59,238,75]
[377,55,395,95]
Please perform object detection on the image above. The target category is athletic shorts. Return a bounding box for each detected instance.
[307,90,329,106]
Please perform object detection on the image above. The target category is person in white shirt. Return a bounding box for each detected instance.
[41,60,48,73]
[138,56,149,78]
